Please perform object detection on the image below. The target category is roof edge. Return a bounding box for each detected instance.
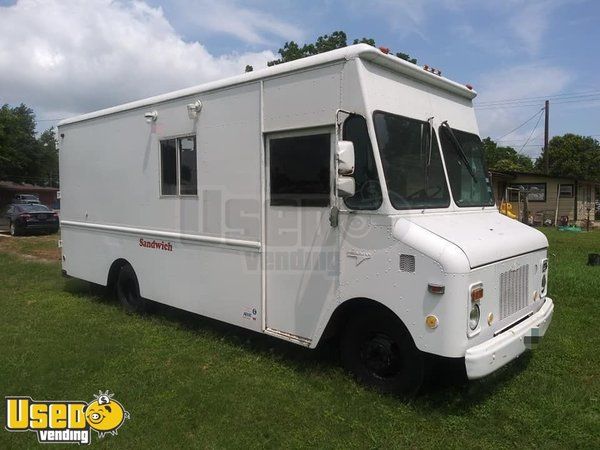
[59,44,476,127]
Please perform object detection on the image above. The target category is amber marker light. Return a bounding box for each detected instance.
[428,283,445,294]
[426,315,439,329]
[471,286,484,302]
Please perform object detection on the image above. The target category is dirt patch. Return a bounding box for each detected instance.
[0,233,61,262]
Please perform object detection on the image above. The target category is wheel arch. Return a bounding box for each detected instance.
[106,258,131,291]
[315,297,410,347]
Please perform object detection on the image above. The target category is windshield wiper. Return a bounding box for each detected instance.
[441,121,477,183]
[425,117,434,191]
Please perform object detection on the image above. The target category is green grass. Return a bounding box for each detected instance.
[1,229,599,448]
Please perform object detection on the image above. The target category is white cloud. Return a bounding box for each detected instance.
[475,63,572,157]
[508,1,555,55]
[0,0,279,123]
[167,0,304,45]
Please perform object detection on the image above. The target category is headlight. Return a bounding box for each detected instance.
[469,303,480,330]
[541,259,548,296]
[541,274,547,290]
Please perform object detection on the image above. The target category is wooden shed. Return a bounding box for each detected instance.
[490,171,598,227]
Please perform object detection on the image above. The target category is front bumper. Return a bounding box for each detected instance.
[465,297,554,379]
[20,223,59,232]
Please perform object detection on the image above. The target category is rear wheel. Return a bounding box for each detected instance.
[341,309,424,396]
[116,264,149,313]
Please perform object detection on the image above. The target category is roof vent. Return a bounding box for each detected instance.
[400,254,415,273]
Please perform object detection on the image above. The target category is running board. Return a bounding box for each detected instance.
[264,328,312,347]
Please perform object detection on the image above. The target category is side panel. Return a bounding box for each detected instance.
[59,83,263,331]
[263,63,342,132]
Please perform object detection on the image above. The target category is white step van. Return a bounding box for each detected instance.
[58,44,553,394]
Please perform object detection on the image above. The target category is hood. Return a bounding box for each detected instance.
[403,211,548,268]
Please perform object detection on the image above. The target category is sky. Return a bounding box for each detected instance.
[0,0,598,159]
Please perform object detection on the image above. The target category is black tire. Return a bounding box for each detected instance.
[116,264,148,313]
[341,309,424,396]
[9,221,19,237]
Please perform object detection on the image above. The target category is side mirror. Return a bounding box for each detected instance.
[336,140,355,198]
[337,176,355,198]
[336,141,355,175]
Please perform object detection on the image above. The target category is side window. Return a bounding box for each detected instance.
[270,133,330,207]
[160,136,197,196]
[342,115,382,210]
[179,137,197,195]
[160,139,177,195]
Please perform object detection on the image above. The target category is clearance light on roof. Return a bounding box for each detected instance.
[423,65,442,76]
[466,84,474,90]
[378,46,390,54]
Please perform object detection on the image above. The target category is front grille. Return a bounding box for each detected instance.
[499,264,529,320]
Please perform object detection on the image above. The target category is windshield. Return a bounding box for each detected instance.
[373,111,450,210]
[439,126,495,207]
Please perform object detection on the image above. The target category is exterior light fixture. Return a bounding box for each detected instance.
[187,100,202,119]
[144,111,158,123]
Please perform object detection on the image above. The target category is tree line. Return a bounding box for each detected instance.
[0,104,58,186]
[483,134,600,181]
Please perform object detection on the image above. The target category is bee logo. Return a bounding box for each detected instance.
[85,391,130,438]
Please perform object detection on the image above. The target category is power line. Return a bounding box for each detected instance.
[519,110,544,153]
[476,89,600,106]
[476,97,600,111]
[493,108,544,141]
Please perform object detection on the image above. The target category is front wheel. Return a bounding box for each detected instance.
[116,264,149,313]
[341,309,424,396]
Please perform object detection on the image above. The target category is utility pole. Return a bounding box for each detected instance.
[544,100,549,174]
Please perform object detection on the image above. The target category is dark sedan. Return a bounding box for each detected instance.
[4,204,59,236]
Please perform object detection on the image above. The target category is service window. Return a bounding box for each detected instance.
[160,136,197,196]
[269,133,330,207]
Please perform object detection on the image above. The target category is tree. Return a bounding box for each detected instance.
[37,128,59,185]
[481,137,534,172]
[267,31,417,66]
[535,134,600,181]
[0,104,58,186]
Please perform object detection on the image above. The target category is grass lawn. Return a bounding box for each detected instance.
[0,229,599,448]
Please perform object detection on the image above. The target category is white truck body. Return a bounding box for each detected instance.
[59,44,553,381]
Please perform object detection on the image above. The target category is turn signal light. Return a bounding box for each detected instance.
[471,286,484,301]
[428,284,445,294]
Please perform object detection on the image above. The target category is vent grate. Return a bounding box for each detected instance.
[499,264,529,320]
[399,254,415,273]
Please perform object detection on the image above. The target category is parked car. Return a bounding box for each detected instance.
[13,194,41,204]
[5,203,59,236]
